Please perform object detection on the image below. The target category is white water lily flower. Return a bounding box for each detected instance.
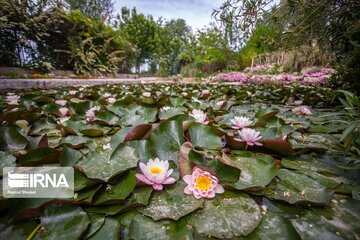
[69,90,78,95]
[216,101,225,107]
[85,106,100,122]
[136,158,176,191]
[160,106,171,112]
[294,100,303,106]
[292,106,312,115]
[58,116,70,124]
[234,128,263,146]
[59,107,69,117]
[106,97,116,104]
[230,116,253,129]
[189,109,209,125]
[143,92,151,97]
[103,143,111,150]
[104,93,111,98]
[182,92,188,97]
[6,93,20,105]
[55,100,67,106]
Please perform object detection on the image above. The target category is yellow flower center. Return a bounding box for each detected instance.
[150,167,162,174]
[195,175,212,191]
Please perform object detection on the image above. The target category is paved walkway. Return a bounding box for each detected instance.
[0,77,196,89]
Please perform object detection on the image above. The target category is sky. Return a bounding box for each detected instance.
[114,0,225,31]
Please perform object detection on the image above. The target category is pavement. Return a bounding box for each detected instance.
[0,77,196,89]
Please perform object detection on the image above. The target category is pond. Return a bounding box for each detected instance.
[0,83,359,239]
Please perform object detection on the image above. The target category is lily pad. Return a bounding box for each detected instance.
[140,182,204,221]
[0,123,28,153]
[229,152,278,190]
[267,169,334,205]
[189,123,222,150]
[76,143,138,181]
[186,191,262,238]
[35,205,90,239]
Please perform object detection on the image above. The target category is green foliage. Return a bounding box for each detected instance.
[0,1,134,75]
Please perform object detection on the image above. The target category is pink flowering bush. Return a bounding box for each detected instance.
[210,66,336,86]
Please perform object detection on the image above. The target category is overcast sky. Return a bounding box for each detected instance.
[114,0,225,31]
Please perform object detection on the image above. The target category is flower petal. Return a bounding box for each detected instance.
[215,184,225,194]
[183,175,193,184]
[135,173,153,185]
[163,177,176,184]
[153,183,163,191]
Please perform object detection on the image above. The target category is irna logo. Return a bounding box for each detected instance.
[7,172,69,188]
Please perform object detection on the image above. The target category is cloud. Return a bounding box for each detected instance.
[114,0,224,31]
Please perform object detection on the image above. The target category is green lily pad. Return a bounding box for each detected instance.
[76,143,138,181]
[267,169,334,205]
[186,191,262,238]
[0,151,16,175]
[84,186,153,215]
[59,145,82,166]
[129,215,193,240]
[290,198,360,239]
[140,182,204,221]
[0,123,28,153]
[35,205,90,240]
[17,148,59,166]
[189,123,222,150]
[229,152,278,190]
[159,107,184,120]
[80,125,108,137]
[245,212,301,240]
[88,217,120,240]
[94,170,137,204]
[83,214,105,239]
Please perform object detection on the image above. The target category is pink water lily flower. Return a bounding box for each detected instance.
[292,106,312,115]
[6,93,20,105]
[59,107,69,117]
[183,167,224,199]
[230,116,253,129]
[85,106,100,122]
[55,100,67,106]
[136,158,176,191]
[106,97,116,104]
[189,109,209,125]
[234,128,263,146]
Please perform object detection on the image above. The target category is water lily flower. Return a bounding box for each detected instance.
[216,101,225,107]
[135,158,176,191]
[85,106,100,122]
[69,90,78,95]
[59,107,69,117]
[234,128,263,146]
[202,89,210,96]
[57,116,70,124]
[182,92,188,97]
[189,109,209,125]
[55,100,67,106]
[6,93,20,105]
[104,93,111,98]
[160,106,171,112]
[106,97,116,104]
[103,143,111,150]
[294,100,303,106]
[183,167,224,199]
[230,116,253,129]
[143,92,151,97]
[292,106,312,115]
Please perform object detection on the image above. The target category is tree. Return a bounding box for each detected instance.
[65,0,114,22]
[117,7,160,73]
